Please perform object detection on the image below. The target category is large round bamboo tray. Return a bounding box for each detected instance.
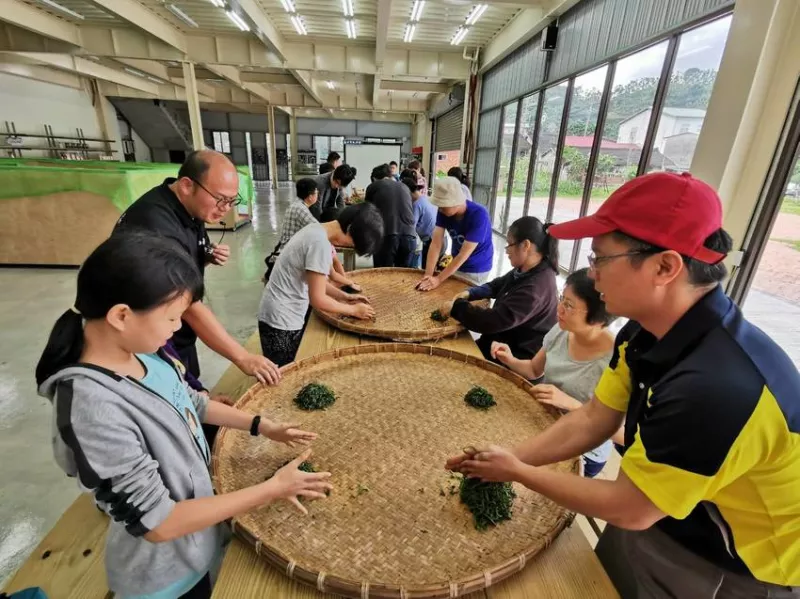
[212,344,578,599]
[314,268,490,342]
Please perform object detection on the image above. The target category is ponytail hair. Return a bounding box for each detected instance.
[507,216,559,272]
[447,166,470,188]
[36,232,204,386]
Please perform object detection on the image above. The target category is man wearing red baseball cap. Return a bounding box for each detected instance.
[447,172,800,597]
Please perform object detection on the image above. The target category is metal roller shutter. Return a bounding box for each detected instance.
[435,107,463,152]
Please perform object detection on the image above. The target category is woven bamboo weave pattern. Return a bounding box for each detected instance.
[315,268,489,342]
[212,345,577,598]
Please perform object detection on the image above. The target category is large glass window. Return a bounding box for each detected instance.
[212,130,231,154]
[527,82,568,224]
[506,93,539,231]
[743,147,800,367]
[575,41,670,269]
[314,135,330,164]
[647,16,732,173]
[493,101,519,231]
[551,66,608,268]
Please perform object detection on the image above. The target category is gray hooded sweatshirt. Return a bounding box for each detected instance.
[39,356,226,597]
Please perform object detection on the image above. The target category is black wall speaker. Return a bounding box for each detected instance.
[541,24,558,52]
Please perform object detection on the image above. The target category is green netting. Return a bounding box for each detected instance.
[0,158,253,214]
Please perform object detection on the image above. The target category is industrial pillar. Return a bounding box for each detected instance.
[181,61,205,151]
[267,106,279,190]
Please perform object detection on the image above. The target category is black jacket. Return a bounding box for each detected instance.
[113,178,210,351]
[451,262,558,361]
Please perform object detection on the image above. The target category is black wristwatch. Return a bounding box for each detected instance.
[250,415,261,436]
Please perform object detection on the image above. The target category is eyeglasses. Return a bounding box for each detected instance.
[558,294,587,314]
[587,250,657,270]
[504,241,523,250]
[191,178,243,209]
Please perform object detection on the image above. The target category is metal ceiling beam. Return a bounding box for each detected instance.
[0,0,81,46]
[85,0,187,54]
[0,62,82,88]
[229,0,286,61]
[288,69,324,107]
[373,0,392,109]
[0,52,161,94]
[381,80,449,93]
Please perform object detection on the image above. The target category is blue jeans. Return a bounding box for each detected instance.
[583,455,606,478]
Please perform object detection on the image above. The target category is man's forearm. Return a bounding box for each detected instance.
[514,466,650,529]
[437,248,472,282]
[514,401,622,466]
[183,302,246,364]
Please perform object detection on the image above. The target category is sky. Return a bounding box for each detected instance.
[574,15,733,93]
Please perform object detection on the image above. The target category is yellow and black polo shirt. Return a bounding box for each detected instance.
[595,285,800,586]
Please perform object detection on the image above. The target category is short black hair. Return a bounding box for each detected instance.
[371,163,391,181]
[390,161,398,167]
[612,229,732,286]
[447,166,470,187]
[400,168,417,181]
[295,178,318,200]
[332,164,357,187]
[327,151,341,163]
[337,203,384,256]
[565,268,615,327]
[400,176,418,194]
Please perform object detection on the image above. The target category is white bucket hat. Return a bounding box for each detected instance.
[430,177,466,208]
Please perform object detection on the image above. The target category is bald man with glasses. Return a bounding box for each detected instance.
[115,150,281,387]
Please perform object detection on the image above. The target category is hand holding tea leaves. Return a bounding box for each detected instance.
[259,419,318,447]
[447,445,524,483]
[271,450,333,514]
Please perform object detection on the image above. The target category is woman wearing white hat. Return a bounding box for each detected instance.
[417,177,494,290]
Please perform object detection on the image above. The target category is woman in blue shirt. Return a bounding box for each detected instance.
[418,177,494,290]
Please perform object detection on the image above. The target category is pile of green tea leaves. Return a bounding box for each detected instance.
[430,309,448,322]
[459,476,516,530]
[464,385,496,410]
[295,383,336,410]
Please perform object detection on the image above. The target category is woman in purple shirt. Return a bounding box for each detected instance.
[417,177,494,290]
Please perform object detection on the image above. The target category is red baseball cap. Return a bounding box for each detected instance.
[548,172,725,264]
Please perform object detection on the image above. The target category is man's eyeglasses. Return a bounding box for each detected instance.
[191,178,243,209]
[558,294,586,314]
[587,250,658,270]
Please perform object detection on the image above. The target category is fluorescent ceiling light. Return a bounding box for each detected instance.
[124,67,147,77]
[37,0,85,19]
[291,15,307,35]
[465,4,488,26]
[341,0,354,17]
[226,10,250,31]
[146,76,164,84]
[346,18,357,39]
[410,0,425,22]
[326,80,335,90]
[208,0,225,7]
[279,0,295,12]
[451,26,469,45]
[403,23,416,43]
[167,4,198,28]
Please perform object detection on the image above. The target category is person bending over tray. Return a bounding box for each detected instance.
[264,178,359,291]
[417,177,494,290]
[366,163,417,268]
[36,233,331,599]
[400,169,440,269]
[490,268,617,478]
[436,216,558,362]
[258,203,384,366]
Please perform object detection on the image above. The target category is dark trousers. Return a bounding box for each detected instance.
[259,321,304,367]
[175,342,201,379]
[180,572,212,598]
[421,237,445,270]
[374,234,416,268]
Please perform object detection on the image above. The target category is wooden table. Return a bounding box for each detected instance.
[2,314,617,599]
[334,246,356,271]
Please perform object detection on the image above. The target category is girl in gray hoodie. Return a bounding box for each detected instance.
[36,233,333,598]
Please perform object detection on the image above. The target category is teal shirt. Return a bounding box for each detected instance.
[138,353,210,464]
